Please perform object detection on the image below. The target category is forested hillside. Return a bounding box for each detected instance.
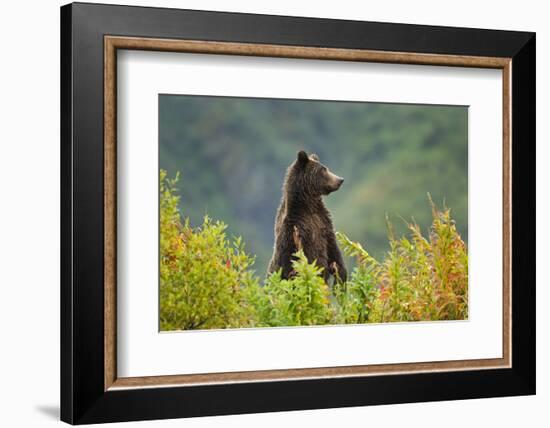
[159,95,468,275]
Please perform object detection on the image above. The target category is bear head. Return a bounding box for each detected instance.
[285,150,344,198]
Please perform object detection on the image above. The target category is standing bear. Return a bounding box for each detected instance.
[268,150,347,283]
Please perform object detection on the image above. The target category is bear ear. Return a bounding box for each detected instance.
[297,150,309,166]
[310,153,319,162]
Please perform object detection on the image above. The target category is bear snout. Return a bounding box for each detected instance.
[334,176,344,189]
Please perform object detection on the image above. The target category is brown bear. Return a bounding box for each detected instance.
[267,150,347,283]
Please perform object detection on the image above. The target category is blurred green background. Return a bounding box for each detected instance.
[159,95,468,276]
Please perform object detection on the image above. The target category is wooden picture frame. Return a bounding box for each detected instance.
[61,2,535,424]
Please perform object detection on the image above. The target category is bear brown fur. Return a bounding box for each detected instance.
[267,150,347,283]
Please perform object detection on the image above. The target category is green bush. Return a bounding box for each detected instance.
[331,236,381,324]
[160,171,468,331]
[250,251,334,327]
[160,171,259,331]
[336,196,468,323]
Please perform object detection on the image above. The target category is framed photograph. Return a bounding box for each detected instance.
[60,2,535,424]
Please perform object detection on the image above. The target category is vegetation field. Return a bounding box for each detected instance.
[160,171,468,331]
